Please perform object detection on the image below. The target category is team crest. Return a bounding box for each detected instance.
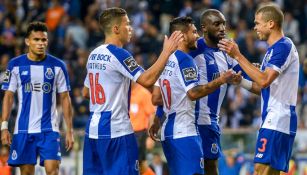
[3,70,11,83]
[211,143,219,154]
[45,68,54,79]
[12,150,17,160]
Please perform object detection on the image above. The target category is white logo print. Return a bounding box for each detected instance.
[200,158,204,169]
[135,160,139,171]
[12,150,17,160]
[21,71,28,75]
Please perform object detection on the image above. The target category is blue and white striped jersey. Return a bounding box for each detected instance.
[158,50,199,141]
[84,44,144,139]
[190,38,240,130]
[1,54,70,134]
[260,37,299,136]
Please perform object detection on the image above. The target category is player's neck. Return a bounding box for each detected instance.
[178,44,190,53]
[267,30,284,46]
[27,52,45,61]
[203,36,218,48]
[104,37,124,48]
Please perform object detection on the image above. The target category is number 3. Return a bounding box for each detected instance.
[258,138,267,152]
[89,73,105,104]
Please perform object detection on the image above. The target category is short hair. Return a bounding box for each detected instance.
[99,7,127,34]
[200,9,222,25]
[256,5,284,28]
[169,16,194,34]
[25,21,48,38]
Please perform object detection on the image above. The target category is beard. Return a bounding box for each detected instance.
[207,32,220,44]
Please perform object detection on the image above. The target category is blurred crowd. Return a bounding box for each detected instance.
[0,0,306,174]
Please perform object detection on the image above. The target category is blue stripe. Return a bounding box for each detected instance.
[127,81,131,114]
[205,52,220,123]
[41,66,54,131]
[18,66,31,132]
[261,87,270,123]
[98,111,111,138]
[164,113,176,139]
[289,106,297,136]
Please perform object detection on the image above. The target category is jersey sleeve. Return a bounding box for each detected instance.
[56,62,71,93]
[177,55,199,92]
[1,61,18,92]
[84,73,89,88]
[266,43,291,74]
[107,45,144,82]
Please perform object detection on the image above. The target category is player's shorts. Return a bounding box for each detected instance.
[198,124,222,160]
[161,136,204,175]
[254,128,295,172]
[83,133,139,175]
[8,131,61,166]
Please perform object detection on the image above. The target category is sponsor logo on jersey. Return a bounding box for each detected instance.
[24,82,52,93]
[200,158,204,169]
[21,71,28,76]
[255,153,263,158]
[12,150,17,160]
[45,68,54,79]
[124,57,139,72]
[182,67,197,82]
[211,143,219,154]
[3,70,11,83]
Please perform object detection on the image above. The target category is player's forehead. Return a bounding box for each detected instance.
[28,31,48,39]
[207,12,226,23]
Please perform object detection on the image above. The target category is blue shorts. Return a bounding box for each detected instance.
[198,125,222,160]
[162,136,204,175]
[83,133,139,175]
[8,132,61,167]
[254,128,295,172]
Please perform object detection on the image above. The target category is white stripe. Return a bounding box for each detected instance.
[14,67,21,134]
[28,66,43,133]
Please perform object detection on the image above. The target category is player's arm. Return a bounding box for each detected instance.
[151,85,163,106]
[59,91,74,151]
[187,70,234,101]
[82,86,90,99]
[1,91,14,145]
[136,31,183,88]
[218,39,279,89]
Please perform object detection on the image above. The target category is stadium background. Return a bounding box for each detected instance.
[0,0,306,174]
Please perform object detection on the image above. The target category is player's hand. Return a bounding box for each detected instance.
[217,39,241,59]
[253,63,261,69]
[1,129,11,146]
[148,117,161,142]
[65,130,74,151]
[220,69,235,84]
[162,31,183,54]
[228,71,242,85]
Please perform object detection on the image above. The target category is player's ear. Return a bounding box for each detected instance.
[268,20,275,29]
[25,38,29,46]
[113,25,120,35]
[201,24,207,33]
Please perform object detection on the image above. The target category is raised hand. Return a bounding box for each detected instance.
[218,39,241,59]
[228,71,242,85]
[162,31,183,54]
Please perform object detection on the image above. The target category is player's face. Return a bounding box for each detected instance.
[185,24,199,50]
[25,31,48,56]
[119,15,133,44]
[254,13,270,41]
[203,13,226,43]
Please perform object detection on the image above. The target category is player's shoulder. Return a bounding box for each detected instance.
[8,54,28,67]
[175,50,194,65]
[46,54,67,68]
[106,44,132,61]
[189,37,206,58]
[272,37,292,53]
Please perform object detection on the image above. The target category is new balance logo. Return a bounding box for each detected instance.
[255,153,263,158]
[21,71,28,75]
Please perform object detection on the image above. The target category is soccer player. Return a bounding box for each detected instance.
[149,16,235,175]
[189,9,244,175]
[218,4,299,175]
[82,7,182,175]
[0,21,74,175]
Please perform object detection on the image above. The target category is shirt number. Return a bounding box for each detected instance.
[89,73,105,104]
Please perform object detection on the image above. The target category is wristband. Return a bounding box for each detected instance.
[1,121,8,130]
[155,105,164,119]
[239,78,252,90]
